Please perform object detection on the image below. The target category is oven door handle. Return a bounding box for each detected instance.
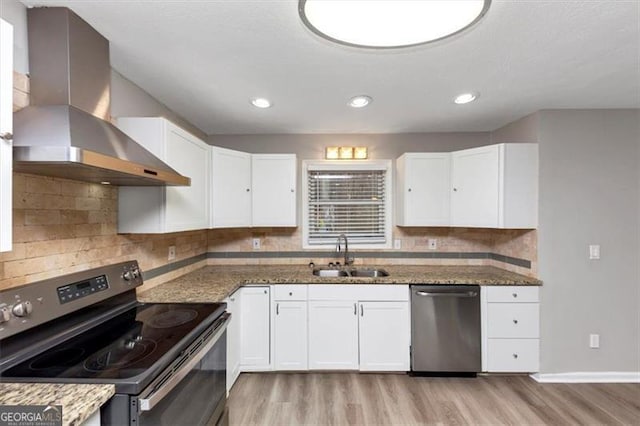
[138,313,230,413]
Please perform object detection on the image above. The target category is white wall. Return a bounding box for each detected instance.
[494,110,640,374]
[0,0,28,73]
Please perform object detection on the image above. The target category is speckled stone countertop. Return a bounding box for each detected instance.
[138,265,541,303]
[0,383,114,426]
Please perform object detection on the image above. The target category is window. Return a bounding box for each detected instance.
[303,160,392,248]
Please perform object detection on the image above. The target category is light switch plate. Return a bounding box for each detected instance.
[589,334,600,348]
[589,244,600,260]
[252,238,261,250]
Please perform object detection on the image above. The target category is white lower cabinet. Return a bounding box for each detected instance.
[308,300,360,370]
[274,300,308,370]
[224,289,241,393]
[239,286,271,370]
[482,286,540,372]
[358,301,410,371]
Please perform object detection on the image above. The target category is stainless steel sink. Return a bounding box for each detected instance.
[312,269,349,277]
[311,268,389,278]
[349,268,389,277]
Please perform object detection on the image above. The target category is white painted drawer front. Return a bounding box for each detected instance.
[307,285,408,301]
[487,303,539,338]
[486,286,539,303]
[274,285,308,300]
[487,339,539,372]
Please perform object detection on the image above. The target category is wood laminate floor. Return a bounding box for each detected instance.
[227,373,640,425]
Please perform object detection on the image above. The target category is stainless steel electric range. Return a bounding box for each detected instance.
[0,261,229,426]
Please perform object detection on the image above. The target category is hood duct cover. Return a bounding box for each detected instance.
[13,7,190,186]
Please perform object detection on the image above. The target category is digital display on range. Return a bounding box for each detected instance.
[57,275,109,304]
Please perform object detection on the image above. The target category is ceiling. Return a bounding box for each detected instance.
[21,1,640,135]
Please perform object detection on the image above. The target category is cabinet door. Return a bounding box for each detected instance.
[451,145,500,227]
[165,123,209,232]
[225,290,242,392]
[251,154,297,227]
[308,301,359,370]
[0,19,13,252]
[211,147,252,228]
[358,301,410,371]
[396,153,450,226]
[274,301,308,370]
[240,287,270,369]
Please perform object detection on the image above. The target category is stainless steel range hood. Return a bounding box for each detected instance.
[13,7,190,186]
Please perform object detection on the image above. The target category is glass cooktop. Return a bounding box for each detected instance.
[2,302,225,381]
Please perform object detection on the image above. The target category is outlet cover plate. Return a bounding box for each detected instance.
[428,239,437,250]
[168,245,176,261]
[252,238,261,250]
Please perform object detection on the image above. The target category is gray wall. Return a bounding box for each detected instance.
[208,132,491,160]
[0,0,28,73]
[497,110,639,374]
[111,70,207,140]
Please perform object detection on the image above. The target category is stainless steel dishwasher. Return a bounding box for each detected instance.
[411,285,481,374]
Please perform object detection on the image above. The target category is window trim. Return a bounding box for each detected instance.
[302,159,393,250]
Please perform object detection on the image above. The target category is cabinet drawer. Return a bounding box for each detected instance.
[274,285,308,301]
[308,285,408,301]
[486,339,539,372]
[487,303,539,338]
[486,286,539,303]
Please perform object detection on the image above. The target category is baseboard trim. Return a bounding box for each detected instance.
[530,372,640,383]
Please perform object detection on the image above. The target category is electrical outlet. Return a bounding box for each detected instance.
[394,239,402,249]
[428,239,437,250]
[589,334,600,348]
[168,245,176,261]
[252,238,261,250]
[589,244,600,260]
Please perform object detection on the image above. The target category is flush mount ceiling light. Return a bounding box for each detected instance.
[251,98,272,108]
[454,92,479,104]
[348,95,372,108]
[299,0,491,49]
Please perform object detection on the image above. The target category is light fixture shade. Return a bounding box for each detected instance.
[299,0,491,49]
[325,146,368,160]
[354,147,368,159]
[339,147,354,159]
[325,147,339,159]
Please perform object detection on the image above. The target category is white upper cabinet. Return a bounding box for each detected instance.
[116,117,210,233]
[0,19,13,252]
[210,146,252,228]
[210,148,297,228]
[451,143,538,229]
[396,153,451,226]
[251,154,297,227]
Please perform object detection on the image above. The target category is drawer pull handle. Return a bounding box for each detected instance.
[276,303,279,315]
[513,319,518,324]
[513,353,519,359]
[512,293,518,298]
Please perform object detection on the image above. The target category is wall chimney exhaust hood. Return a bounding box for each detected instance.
[13,8,190,186]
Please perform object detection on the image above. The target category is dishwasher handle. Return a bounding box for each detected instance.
[415,290,478,298]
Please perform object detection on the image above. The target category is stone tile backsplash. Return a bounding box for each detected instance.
[0,172,537,291]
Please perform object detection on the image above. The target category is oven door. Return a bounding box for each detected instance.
[133,313,229,426]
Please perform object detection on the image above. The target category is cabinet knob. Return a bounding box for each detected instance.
[513,319,518,324]
[246,188,250,192]
[453,188,458,192]
[512,293,518,298]
[408,188,412,192]
[229,297,235,302]
[0,132,13,141]
[289,292,293,296]
[512,353,519,359]
[290,189,294,193]
[263,290,267,294]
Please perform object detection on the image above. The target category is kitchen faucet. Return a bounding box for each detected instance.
[335,234,354,269]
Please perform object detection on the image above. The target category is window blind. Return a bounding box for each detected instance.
[307,169,387,245]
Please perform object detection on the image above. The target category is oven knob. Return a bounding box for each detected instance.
[132,268,141,279]
[12,301,33,317]
[0,306,10,323]
[123,270,134,281]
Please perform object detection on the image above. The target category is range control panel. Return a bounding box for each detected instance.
[57,275,109,304]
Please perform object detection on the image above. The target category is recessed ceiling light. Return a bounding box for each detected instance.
[299,0,491,49]
[348,95,372,108]
[251,98,272,108]
[100,181,111,185]
[454,92,479,104]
